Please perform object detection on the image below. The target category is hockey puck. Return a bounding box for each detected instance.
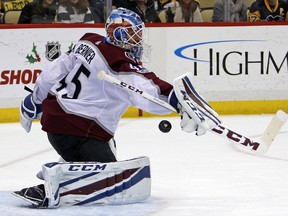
[158,120,172,133]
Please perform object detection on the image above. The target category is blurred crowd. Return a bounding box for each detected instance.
[0,0,288,24]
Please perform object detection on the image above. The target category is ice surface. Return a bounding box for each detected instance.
[0,115,288,216]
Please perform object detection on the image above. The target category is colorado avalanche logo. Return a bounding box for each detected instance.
[46,42,61,61]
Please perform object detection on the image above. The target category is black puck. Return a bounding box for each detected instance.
[158,120,172,133]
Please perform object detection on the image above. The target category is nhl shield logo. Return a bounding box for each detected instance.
[46,42,61,61]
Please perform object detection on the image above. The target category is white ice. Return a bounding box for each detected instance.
[0,114,288,216]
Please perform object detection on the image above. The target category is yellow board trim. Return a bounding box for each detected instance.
[1,108,19,123]
[1,100,287,123]
[210,100,288,115]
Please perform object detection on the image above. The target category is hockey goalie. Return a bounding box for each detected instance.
[13,8,221,208]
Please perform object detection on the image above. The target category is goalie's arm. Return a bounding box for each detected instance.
[97,70,177,113]
[97,70,279,154]
[20,53,73,133]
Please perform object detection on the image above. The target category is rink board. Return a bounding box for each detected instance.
[1,23,288,122]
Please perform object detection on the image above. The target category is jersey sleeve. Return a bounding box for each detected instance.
[117,71,174,114]
[33,53,71,103]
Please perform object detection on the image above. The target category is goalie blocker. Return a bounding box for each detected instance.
[13,156,151,208]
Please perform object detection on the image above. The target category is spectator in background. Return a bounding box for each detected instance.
[248,0,288,21]
[18,0,58,24]
[88,0,135,22]
[88,0,125,22]
[112,0,133,9]
[156,0,172,11]
[157,0,199,11]
[163,0,202,22]
[152,0,171,12]
[0,1,4,24]
[174,0,202,22]
[128,0,161,22]
[212,0,248,22]
[55,0,95,23]
[88,0,105,23]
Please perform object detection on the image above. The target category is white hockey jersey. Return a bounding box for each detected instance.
[33,33,173,141]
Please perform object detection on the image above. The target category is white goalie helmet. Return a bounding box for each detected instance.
[105,8,146,60]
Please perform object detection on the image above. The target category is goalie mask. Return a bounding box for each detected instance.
[105,8,148,61]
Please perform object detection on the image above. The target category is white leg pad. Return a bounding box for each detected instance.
[41,156,151,208]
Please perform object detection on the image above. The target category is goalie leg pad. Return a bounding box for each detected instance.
[41,156,151,208]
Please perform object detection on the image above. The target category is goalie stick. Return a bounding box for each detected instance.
[97,70,287,154]
[261,110,287,148]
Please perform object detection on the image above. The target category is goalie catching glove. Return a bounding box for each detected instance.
[20,93,42,133]
[169,73,221,135]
